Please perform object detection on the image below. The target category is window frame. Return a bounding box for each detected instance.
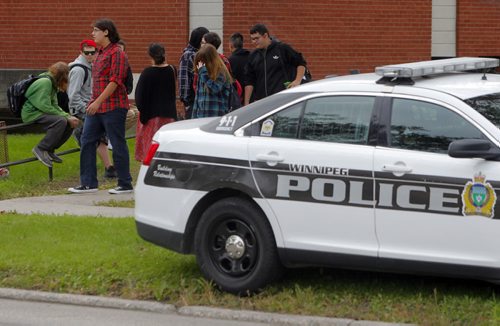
[379,95,492,154]
[246,93,382,146]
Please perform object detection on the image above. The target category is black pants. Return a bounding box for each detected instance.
[34,114,73,152]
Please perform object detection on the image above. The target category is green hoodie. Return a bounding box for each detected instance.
[21,72,70,123]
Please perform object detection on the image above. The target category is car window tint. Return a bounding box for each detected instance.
[390,98,483,153]
[299,96,374,144]
[257,102,303,138]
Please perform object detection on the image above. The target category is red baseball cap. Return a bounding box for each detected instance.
[80,39,97,51]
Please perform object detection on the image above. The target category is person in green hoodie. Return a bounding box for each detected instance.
[22,61,80,167]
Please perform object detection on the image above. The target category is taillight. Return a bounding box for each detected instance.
[143,141,159,166]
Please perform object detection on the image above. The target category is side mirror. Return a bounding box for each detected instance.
[448,139,500,160]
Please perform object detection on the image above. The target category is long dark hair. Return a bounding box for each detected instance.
[93,18,120,43]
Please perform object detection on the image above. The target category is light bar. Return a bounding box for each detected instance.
[375,57,499,78]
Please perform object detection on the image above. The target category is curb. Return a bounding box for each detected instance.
[0,288,413,326]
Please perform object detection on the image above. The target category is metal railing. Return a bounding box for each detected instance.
[0,121,81,181]
[0,120,134,181]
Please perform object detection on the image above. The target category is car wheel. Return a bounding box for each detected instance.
[194,197,283,295]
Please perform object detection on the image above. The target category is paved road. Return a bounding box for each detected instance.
[0,298,267,326]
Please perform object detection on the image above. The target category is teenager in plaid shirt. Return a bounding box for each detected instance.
[192,44,232,118]
[68,18,133,194]
[178,27,209,119]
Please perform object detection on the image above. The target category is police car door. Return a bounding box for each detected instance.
[247,95,379,258]
[374,96,500,268]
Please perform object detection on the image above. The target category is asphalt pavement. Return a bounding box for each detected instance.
[0,191,412,326]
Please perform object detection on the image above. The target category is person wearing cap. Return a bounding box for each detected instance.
[67,39,116,179]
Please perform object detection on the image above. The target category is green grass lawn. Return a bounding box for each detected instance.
[1,134,499,324]
[0,133,139,199]
[1,213,499,325]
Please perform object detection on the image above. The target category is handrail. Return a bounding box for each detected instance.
[0,120,135,181]
[0,121,34,132]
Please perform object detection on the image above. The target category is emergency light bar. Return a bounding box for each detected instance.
[375,57,499,78]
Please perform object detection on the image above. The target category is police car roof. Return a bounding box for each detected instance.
[288,72,500,100]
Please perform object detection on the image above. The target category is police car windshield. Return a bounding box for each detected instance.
[464,93,500,128]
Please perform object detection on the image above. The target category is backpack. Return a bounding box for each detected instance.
[125,66,133,94]
[58,64,90,113]
[228,82,242,112]
[6,75,48,117]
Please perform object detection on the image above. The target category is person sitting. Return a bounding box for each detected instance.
[22,61,80,167]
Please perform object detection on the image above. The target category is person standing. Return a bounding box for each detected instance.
[23,62,80,167]
[178,26,209,119]
[134,43,177,162]
[228,32,250,101]
[192,44,232,118]
[68,39,116,178]
[244,23,307,105]
[68,18,133,194]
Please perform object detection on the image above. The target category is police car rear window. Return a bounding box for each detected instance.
[464,92,500,128]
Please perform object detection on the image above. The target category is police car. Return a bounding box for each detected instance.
[135,57,500,294]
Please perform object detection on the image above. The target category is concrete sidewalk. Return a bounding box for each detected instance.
[0,190,134,217]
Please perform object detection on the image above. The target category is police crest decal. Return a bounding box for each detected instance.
[462,172,497,218]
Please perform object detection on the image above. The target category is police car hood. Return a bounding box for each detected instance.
[157,117,216,133]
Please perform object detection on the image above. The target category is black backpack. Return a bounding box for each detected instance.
[125,66,133,95]
[6,75,48,117]
[227,82,242,112]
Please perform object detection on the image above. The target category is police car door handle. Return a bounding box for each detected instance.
[382,164,412,173]
[256,152,284,162]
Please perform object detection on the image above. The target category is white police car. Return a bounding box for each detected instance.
[135,57,500,294]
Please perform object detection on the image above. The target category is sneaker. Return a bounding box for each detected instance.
[68,185,98,193]
[32,146,52,167]
[104,165,117,178]
[48,152,63,163]
[108,185,133,194]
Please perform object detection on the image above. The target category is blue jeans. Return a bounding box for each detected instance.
[79,108,132,188]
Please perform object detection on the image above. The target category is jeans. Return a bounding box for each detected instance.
[34,114,73,152]
[79,108,132,188]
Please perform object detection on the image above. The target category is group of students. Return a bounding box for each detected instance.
[21,20,308,195]
[178,23,309,120]
[23,19,133,194]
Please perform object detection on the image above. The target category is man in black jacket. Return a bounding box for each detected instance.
[244,24,307,105]
[228,32,250,102]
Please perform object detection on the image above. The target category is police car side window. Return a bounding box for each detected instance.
[257,96,375,144]
[299,96,374,144]
[390,98,483,153]
[258,102,303,138]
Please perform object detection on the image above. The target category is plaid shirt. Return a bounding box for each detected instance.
[192,66,230,118]
[91,42,129,113]
[178,44,197,107]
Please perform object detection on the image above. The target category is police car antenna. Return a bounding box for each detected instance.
[375,57,500,85]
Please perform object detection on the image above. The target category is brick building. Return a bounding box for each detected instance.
[0,0,499,82]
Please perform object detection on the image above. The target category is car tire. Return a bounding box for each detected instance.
[194,197,283,295]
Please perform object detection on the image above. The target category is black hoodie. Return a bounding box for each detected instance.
[244,40,306,103]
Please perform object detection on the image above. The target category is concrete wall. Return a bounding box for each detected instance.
[0,69,45,117]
